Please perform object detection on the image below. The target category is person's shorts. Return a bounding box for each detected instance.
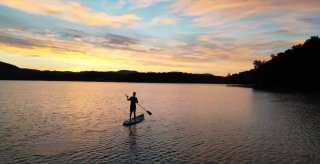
[130,106,136,112]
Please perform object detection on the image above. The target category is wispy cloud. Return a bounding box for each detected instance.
[150,16,177,25]
[197,34,235,42]
[0,28,265,75]
[0,0,141,27]
[0,0,319,75]
[127,0,171,9]
[299,17,320,25]
[170,0,320,27]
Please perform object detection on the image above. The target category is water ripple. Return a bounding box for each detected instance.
[0,81,320,163]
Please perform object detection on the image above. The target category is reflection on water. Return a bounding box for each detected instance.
[128,126,137,153]
[0,81,320,163]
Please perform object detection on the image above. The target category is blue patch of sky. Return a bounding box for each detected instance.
[79,0,125,15]
[0,6,80,33]
[130,2,170,20]
[0,6,37,30]
[0,5,119,41]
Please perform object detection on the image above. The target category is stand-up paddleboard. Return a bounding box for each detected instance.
[123,114,144,126]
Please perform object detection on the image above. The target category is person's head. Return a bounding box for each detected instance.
[133,92,136,96]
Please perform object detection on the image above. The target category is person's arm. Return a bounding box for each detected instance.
[136,98,138,104]
[126,95,130,101]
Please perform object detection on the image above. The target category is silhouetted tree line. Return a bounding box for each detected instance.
[1,36,319,89]
[227,36,320,90]
[0,61,224,83]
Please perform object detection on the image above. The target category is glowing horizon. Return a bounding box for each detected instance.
[0,0,319,76]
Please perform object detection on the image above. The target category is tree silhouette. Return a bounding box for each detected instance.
[0,61,224,83]
[227,36,320,90]
[1,36,320,90]
[253,60,266,69]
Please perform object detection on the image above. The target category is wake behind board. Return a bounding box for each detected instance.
[123,114,144,126]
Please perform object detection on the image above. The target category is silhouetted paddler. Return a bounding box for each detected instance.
[126,92,138,121]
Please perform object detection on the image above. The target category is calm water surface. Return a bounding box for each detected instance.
[0,81,320,163]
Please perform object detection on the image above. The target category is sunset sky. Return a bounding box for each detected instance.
[0,0,319,76]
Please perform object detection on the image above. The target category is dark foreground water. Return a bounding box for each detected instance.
[0,81,320,163]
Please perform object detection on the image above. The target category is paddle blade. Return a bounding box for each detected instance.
[147,111,152,115]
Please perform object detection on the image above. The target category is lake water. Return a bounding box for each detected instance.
[0,81,320,163]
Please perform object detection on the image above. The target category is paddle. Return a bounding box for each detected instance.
[125,94,152,115]
[137,104,152,115]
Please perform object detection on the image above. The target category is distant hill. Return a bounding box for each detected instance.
[0,61,20,71]
[227,36,320,90]
[0,61,224,83]
[1,36,319,89]
[116,70,139,75]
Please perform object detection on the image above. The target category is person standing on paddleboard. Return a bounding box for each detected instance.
[126,92,138,121]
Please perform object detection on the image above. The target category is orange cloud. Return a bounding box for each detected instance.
[0,32,259,76]
[197,35,216,42]
[171,0,320,27]
[128,0,170,9]
[0,0,140,27]
[151,16,177,25]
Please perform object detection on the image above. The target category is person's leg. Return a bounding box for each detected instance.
[130,107,132,120]
[134,108,136,120]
